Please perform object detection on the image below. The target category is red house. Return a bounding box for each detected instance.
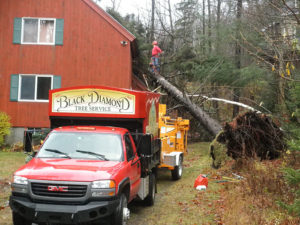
[0,0,145,143]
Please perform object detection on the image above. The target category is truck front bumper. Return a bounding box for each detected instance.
[10,195,119,224]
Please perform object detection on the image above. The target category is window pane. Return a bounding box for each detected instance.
[23,19,38,43]
[37,77,51,100]
[20,76,35,100]
[125,135,134,160]
[39,20,54,43]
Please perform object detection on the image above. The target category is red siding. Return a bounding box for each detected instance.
[0,0,134,128]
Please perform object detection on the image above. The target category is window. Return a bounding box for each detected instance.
[38,132,123,161]
[10,74,61,102]
[22,18,55,45]
[19,75,53,101]
[125,134,135,161]
[13,18,64,45]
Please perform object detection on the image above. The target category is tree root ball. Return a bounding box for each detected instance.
[210,112,286,168]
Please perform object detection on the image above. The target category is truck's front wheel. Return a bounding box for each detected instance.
[171,155,183,180]
[112,193,129,225]
[12,212,32,225]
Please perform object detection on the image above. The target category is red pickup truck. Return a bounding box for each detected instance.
[10,86,161,225]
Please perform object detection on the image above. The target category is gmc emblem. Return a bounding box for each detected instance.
[47,185,68,192]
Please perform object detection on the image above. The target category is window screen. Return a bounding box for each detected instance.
[20,76,35,100]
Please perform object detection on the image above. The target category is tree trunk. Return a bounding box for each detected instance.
[167,0,175,52]
[212,83,219,119]
[216,0,221,54]
[207,0,212,52]
[202,0,206,53]
[213,0,222,118]
[149,72,222,136]
[151,0,155,42]
[233,0,243,118]
[277,52,287,111]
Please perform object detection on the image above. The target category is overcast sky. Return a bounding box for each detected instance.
[99,0,150,15]
[99,0,181,16]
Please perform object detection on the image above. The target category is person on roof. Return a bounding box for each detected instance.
[151,41,163,73]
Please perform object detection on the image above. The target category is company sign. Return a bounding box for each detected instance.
[52,88,135,114]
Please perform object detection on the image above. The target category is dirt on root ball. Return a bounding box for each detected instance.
[216,112,286,161]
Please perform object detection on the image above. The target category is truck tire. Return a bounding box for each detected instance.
[12,212,32,225]
[171,155,183,180]
[112,193,129,225]
[144,173,156,206]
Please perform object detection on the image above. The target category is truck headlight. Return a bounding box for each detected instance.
[12,176,28,194]
[91,180,115,197]
[13,176,28,185]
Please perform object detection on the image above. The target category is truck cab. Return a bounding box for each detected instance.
[10,86,161,225]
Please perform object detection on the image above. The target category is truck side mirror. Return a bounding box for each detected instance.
[24,131,33,152]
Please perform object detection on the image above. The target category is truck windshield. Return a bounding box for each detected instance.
[37,132,123,161]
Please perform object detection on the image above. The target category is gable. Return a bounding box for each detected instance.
[82,0,136,42]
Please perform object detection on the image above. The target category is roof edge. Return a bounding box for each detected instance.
[82,0,136,42]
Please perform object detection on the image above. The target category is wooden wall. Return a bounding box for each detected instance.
[0,0,134,128]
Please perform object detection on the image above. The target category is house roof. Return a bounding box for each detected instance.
[82,0,136,42]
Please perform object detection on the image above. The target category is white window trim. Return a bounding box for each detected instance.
[21,17,56,45]
[18,74,53,102]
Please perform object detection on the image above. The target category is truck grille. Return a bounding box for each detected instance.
[31,182,87,198]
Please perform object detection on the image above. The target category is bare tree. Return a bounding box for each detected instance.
[239,0,300,111]
[151,0,155,41]
[216,0,221,53]
[109,0,121,11]
[233,0,243,118]
[202,0,206,53]
[207,0,212,52]
[167,0,175,52]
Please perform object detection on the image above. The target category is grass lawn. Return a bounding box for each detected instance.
[0,152,26,224]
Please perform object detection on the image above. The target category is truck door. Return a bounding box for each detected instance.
[124,133,141,199]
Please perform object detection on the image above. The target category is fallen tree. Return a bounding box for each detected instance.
[146,72,285,169]
[147,72,222,136]
[147,71,267,137]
